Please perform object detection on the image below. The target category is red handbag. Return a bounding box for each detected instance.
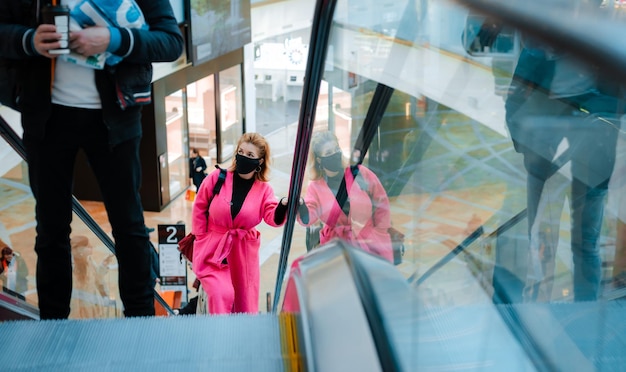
[177,167,226,262]
[178,233,196,262]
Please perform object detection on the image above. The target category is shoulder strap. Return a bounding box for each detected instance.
[206,166,226,210]
[334,165,358,209]
[328,166,360,227]
[212,165,226,196]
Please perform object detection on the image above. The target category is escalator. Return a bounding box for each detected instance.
[2,0,626,370]
[3,239,626,370]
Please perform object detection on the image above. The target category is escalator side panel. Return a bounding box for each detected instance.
[294,243,382,372]
[0,291,39,321]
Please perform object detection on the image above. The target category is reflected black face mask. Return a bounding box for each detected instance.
[319,152,343,172]
[235,154,261,174]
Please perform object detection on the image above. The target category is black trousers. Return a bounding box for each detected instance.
[23,104,154,319]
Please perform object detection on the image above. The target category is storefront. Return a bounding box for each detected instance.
[147,51,246,211]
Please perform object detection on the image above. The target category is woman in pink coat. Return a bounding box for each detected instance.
[192,133,287,314]
[298,131,394,262]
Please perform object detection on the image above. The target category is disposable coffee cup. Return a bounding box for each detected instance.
[41,5,70,55]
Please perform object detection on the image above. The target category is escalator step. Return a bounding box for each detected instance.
[0,313,286,371]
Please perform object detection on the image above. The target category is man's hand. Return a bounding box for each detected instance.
[69,26,111,57]
[33,24,65,58]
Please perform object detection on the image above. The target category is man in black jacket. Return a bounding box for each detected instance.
[189,147,208,191]
[0,0,183,319]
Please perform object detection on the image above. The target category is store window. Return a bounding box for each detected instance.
[218,65,244,162]
[187,75,217,163]
[164,89,187,197]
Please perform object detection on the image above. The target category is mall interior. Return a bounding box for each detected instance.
[1,0,626,370]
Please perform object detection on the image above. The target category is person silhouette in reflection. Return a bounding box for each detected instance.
[609,132,626,289]
[297,131,394,263]
[503,36,622,302]
[0,244,29,297]
[70,235,115,318]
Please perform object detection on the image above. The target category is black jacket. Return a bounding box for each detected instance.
[189,155,207,188]
[0,0,184,145]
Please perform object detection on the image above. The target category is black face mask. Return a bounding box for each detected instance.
[319,152,343,172]
[235,154,261,174]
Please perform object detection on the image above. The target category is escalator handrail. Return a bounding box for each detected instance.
[272,0,339,312]
[344,247,401,372]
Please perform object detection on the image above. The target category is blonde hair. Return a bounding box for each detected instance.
[229,132,271,182]
[308,131,347,180]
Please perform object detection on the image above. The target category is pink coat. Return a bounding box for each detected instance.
[299,165,393,262]
[192,168,283,314]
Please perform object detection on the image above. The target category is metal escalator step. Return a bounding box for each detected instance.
[0,313,285,371]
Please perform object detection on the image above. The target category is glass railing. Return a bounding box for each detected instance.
[0,107,172,319]
[276,0,626,369]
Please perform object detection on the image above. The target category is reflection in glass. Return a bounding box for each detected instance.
[0,120,122,318]
[0,125,37,308]
[69,235,118,318]
[282,0,626,369]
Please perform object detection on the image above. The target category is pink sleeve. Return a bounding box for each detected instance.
[261,183,282,227]
[362,166,392,230]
